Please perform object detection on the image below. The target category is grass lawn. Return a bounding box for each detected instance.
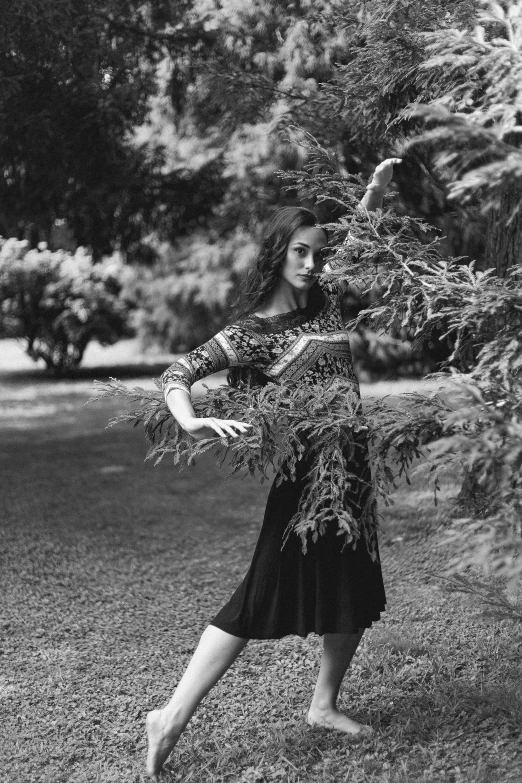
[1,339,522,782]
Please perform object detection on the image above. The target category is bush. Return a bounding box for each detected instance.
[0,238,136,375]
[133,228,257,352]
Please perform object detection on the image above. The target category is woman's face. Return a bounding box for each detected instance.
[280,226,328,291]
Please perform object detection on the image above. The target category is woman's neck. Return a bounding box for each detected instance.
[254,279,309,318]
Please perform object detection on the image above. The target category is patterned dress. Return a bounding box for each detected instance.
[160,279,386,638]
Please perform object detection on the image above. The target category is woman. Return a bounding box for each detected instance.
[146,158,401,779]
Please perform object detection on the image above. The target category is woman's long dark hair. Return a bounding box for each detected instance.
[228,206,326,389]
[231,206,321,320]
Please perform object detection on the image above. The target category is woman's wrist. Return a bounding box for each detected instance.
[366,182,386,193]
[172,412,198,429]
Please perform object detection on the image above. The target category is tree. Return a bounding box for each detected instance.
[0,0,224,257]
[133,0,489,357]
[403,0,522,276]
[92,137,522,587]
[147,0,522,356]
[131,227,257,351]
[170,0,483,259]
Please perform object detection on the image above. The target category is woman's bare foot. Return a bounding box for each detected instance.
[146,709,183,779]
[306,706,373,737]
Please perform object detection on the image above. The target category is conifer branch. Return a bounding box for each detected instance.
[88,378,460,554]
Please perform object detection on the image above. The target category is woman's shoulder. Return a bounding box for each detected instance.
[215,321,267,357]
[221,319,264,339]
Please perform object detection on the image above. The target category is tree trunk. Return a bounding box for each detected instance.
[461,190,521,515]
[456,466,497,518]
[484,185,522,276]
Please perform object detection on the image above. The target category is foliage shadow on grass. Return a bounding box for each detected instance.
[0,361,172,385]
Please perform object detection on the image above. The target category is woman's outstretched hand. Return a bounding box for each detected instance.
[369,157,402,191]
[181,416,253,442]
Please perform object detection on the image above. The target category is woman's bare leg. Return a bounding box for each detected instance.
[307,630,372,735]
[146,625,248,778]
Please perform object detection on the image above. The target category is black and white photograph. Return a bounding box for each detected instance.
[1,1,522,781]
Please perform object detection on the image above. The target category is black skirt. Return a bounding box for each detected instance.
[210,447,386,639]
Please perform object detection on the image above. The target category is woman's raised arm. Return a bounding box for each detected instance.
[359,158,402,212]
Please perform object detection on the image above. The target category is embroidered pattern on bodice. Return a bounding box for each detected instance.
[160,278,360,406]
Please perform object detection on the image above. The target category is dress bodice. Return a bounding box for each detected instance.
[160,278,360,403]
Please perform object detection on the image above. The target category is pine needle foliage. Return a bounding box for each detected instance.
[88,376,454,560]
[403,0,522,212]
[91,121,522,581]
[284,138,522,386]
[309,0,477,145]
[280,136,522,583]
[432,572,522,622]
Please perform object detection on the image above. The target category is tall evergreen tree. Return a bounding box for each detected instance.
[0,0,221,256]
[404,0,522,275]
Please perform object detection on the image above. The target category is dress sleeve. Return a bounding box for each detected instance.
[316,274,346,300]
[160,324,265,400]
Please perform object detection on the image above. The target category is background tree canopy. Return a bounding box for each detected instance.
[0,0,497,261]
[3,0,522,369]
[130,0,522,357]
[3,0,520,269]
[0,0,227,258]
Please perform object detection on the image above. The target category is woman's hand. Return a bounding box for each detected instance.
[181,416,253,442]
[164,388,253,442]
[368,157,402,191]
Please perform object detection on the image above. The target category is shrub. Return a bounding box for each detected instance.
[132,228,257,352]
[0,238,135,375]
